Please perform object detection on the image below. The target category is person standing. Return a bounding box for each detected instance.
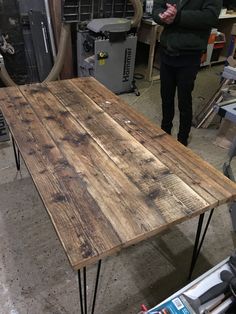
[153,0,222,146]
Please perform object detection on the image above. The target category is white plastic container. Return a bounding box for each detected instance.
[145,0,153,14]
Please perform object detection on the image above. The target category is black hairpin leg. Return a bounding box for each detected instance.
[78,260,102,314]
[91,260,102,314]
[188,208,215,281]
[78,270,84,314]
[11,135,21,171]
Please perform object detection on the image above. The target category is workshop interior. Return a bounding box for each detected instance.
[1,1,236,314]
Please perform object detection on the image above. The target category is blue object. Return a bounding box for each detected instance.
[148,297,192,314]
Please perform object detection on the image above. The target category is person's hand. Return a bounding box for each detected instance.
[159,3,177,24]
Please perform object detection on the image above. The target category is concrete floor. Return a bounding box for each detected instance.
[1,65,236,314]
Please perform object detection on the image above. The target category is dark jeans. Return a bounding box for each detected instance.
[160,61,200,142]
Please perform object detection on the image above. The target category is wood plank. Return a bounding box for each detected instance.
[0,87,123,269]
[20,83,211,228]
[45,80,212,223]
[73,77,236,204]
[15,87,201,251]
[1,78,236,272]
[18,85,168,230]
[68,78,226,202]
[193,79,227,128]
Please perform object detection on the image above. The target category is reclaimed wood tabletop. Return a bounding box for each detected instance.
[0,77,236,270]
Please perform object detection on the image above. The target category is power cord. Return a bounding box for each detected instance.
[129,79,156,106]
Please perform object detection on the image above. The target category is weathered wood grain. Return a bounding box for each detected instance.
[0,87,122,269]
[45,80,211,221]
[74,77,236,205]
[18,85,170,237]
[0,78,236,270]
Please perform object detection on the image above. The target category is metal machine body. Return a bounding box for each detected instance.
[77,17,137,94]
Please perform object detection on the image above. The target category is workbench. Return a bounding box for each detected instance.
[138,19,161,81]
[138,12,236,81]
[0,77,236,313]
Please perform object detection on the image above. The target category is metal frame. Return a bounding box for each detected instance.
[76,209,215,313]
[188,208,215,280]
[11,134,21,171]
[9,133,215,301]
[78,260,102,314]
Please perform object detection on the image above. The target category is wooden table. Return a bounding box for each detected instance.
[0,77,236,313]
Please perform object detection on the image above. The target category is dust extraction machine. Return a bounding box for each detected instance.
[0,1,143,94]
[63,0,143,94]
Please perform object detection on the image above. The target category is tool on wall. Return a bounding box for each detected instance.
[0,33,15,55]
[0,0,142,141]
[0,31,16,87]
[0,0,72,86]
[0,0,142,95]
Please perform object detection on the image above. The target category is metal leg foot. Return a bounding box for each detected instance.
[11,135,20,171]
[78,270,84,314]
[83,267,87,314]
[91,260,102,314]
[131,80,140,96]
[78,260,102,314]
[188,208,215,281]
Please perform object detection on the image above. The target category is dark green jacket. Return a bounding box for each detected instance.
[153,0,222,54]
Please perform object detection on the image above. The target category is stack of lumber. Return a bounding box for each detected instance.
[193,79,229,129]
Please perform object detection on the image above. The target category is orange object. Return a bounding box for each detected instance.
[201,52,207,63]
[208,33,216,44]
[141,304,148,311]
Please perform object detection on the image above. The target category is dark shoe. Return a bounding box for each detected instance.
[161,125,172,135]
[161,120,173,135]
[178,137,188,146]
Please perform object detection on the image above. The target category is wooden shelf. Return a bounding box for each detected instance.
[219,13,236,19]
